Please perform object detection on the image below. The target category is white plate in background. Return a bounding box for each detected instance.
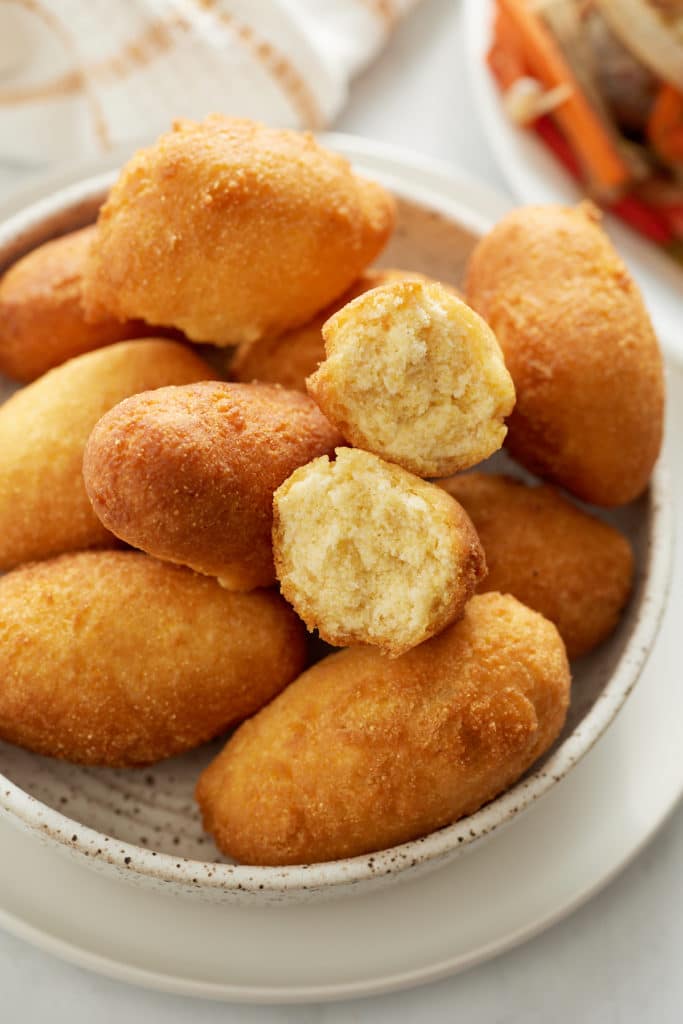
[463,0,683,354]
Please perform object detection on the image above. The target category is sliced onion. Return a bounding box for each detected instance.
[595,0,683,91]
[503,77,573,125]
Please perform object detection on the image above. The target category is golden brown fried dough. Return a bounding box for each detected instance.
[0,227,154,382]
[83,116,395,346]
[0,551,307,767]
[465,203,664,506]
[439,473,634,658]
[230,269,451,392]
[84,381,342,590]
[196,592,570,865]
[273,447,487,655]
[0,339,214,571]
[307,281,515,477]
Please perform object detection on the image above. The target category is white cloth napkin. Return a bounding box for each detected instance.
[0,0,420,165]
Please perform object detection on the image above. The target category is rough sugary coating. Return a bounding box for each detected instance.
[84,381,342,590]
[0,339,214,571]
[82,116,396,346]
[439,473,634,658]
[196,592,571,865]
[0,226,155,382]
[0,551,307,767]
[465,203,664,506]
[307,280,516,477]
[230,269,458,393]
[272,447,487,655]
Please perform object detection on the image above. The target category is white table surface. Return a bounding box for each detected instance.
[1,0,681,1019]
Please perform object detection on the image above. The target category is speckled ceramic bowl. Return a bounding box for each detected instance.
[0,143,673,904]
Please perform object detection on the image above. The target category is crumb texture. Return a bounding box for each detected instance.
[231,269,441,393]
[307,281,515,477]
[273,447,486,654]
[84,381,342,590]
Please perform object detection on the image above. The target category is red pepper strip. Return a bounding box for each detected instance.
[647,84,683,166]
[654,204,683,240]
[534,115,582,179]
[488,29,675,246]
[497,0,629,194]
[611,195,674,245]
[534,116,673,244]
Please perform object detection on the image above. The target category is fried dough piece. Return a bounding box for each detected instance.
[0,226,154,382]
[82,116,395,345]
[439,473,634,658]
[272,447,487,655]
[84,382,342,590]
[196,592,570,865]
[230,269,456,392]
[307,281,515,477]
[0,551,307,767]
[465,203,664,506]
[0,339,214,570]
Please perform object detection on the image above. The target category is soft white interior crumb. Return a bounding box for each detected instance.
[323,287,513,468]
[277,449,457,645]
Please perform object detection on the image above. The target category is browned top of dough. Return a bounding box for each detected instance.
[82,116,396,345]
[83,380,343,589]
[0,550,307,767]
[0,226,149,381]
[439,472,634,658]
[230,269,444,392]
[465,203,664,506]
[197,592,570,864]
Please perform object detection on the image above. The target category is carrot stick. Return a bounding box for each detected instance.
[487,8,527,89]
[493,3,524,53]
[647,84,683,165]
[497,0,629,195]
[487,42,526,91]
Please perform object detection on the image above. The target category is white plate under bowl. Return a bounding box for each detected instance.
[0,140,680,1002]
[0,136,672,904]
[463,0,683,353]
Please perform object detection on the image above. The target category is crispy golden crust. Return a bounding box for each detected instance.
[438,473,634,658]
[230,269,452,392]
[307,280,515,477]
[82,116,395,346]
[465,203,664,506]
[0,339,214,571]
[0,551,307,767]
[0,227,157,382]
[84,381,343,590]
[272,448,487,656]
[196,592,570,865]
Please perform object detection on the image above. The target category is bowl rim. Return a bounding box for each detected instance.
[0,159,674,896]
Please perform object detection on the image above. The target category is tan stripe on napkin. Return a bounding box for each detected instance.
[188,0,323,128]
[359,0,398,29]
[0,0,323,142]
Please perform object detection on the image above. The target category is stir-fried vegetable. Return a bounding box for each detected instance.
[494,0,630,196]
[487,0,683,261]
[648,84,683,166]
